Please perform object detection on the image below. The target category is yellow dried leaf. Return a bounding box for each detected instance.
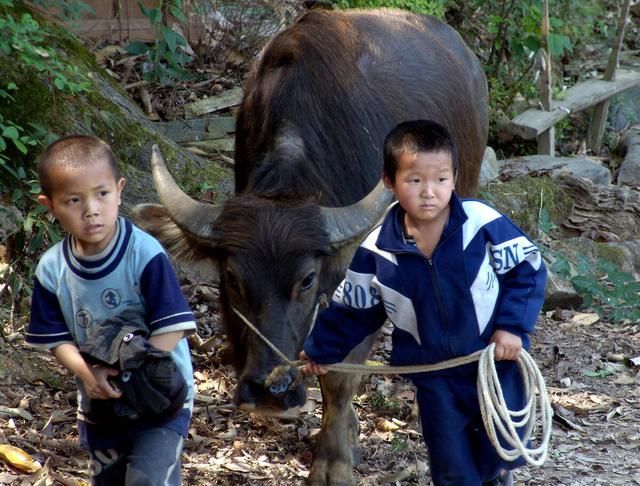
[570,313,599,326]
[375,417,400,432]
[0,444,41,473]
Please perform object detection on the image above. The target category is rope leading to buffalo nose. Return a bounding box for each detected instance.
[230,305,552,466]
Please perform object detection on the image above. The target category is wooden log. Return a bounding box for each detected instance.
[182,87,243,118]
[555,173,640,240]
[588,0,632,153]
[186,138,235,153]
[508,69,640,139]
[154,116,236,142]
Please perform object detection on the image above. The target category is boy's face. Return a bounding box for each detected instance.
[38,158,126,256]
[383,149,456,227]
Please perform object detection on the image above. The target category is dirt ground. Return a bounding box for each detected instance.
[1,282,639,486]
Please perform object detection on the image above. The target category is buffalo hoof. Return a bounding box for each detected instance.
[306,460,355,486]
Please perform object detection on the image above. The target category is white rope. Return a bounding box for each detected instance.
[478,343,553,466]
[231,306,552,466]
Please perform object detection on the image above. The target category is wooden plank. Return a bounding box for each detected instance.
[509,69,640,139]
[154,116,236,143]
[537,0,555,155]
[588,0,632,153]
[183,87,244,118]
[186,139,235,153]
[74,18,156,43]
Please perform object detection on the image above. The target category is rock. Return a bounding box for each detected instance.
[543,266,582,311]
[0,204,22,244]
[501,155,611,186]
[617,124,640,188]
[479,146,503,185]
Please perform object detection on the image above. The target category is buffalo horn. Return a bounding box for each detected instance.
[149,144,221,241]
[321,179,393,248]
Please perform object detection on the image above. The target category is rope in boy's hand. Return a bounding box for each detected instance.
[232,306,553,466]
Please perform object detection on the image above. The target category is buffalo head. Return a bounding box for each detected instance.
[133,146,392,411]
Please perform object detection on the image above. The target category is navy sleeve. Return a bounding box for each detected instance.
[25,278,74,348]
[139,253,196,335]
[304,247,387,364]
[490,219,547,337]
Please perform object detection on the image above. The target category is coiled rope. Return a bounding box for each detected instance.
[231,306,552,466]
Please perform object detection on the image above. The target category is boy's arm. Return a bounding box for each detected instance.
[149,331,185,351]
[52,343,121,400]
[493,239,547,337]
[304,247,387,365]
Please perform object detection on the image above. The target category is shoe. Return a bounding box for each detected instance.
[483,470,514,486]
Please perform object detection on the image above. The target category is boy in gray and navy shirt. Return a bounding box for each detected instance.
[26,135,196,485]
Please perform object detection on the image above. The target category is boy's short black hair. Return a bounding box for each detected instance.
[37,135,120,198]
[383,119,458,182]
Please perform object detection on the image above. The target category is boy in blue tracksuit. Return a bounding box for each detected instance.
[301,120,547,485]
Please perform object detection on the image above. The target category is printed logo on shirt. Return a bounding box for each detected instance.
[76,309,93,329]
[334,270,382,310]
[490,236,538,274]
[485,269,497,291]
[101,288,121,309]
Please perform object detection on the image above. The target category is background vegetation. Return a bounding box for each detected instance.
[0,0,636,327]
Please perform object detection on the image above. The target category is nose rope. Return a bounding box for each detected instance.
[230,305,552,466]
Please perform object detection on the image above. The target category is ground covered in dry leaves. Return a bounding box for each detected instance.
[1,285,639,486]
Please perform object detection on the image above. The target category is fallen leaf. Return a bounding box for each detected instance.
[222,457,253,473]
[375,418,400,432]
[0,444,41,473]
[606,406,623,421]
[571,312,599,326]
[613,374,637,385]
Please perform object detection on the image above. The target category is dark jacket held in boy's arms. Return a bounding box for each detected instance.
[133,8,488,485]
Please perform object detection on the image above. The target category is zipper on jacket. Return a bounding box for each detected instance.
[425,257,456,357]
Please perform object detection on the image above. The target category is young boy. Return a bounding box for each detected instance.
[25,135,196,485]
[301,120,547,485]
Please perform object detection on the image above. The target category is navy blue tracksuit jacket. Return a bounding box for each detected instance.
[304,193,547,484]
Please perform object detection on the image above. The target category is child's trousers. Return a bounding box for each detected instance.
[89,427,184,485]
[413,362,526,486]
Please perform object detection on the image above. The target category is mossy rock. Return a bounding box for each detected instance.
[548,237,640,279]
[478,176,573,238]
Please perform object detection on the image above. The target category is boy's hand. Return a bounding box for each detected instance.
[490,330,522,361]
[52,343,122,400]
[85,365,123,400]
[299,350,328,376]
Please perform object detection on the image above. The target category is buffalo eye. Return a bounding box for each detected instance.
[300,271,316,291]
[223,270,242,295]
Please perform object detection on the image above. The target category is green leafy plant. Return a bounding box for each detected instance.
[367,391,406,416]
[0,9,91,94]
[447,0,610,130]
[334,0,445,16]
[126,0,194,85]
[390,435,409,453]
[550,253,640,324]
[28,0,94,22]
[537,207,557,237]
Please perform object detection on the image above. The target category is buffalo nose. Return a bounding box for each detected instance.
[268,373,293,395]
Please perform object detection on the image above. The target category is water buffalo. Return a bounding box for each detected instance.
[133,7,488,485]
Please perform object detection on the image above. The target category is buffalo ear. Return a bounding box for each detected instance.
[132,203,216,262]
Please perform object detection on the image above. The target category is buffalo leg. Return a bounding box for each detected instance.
[307,334,377,486]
